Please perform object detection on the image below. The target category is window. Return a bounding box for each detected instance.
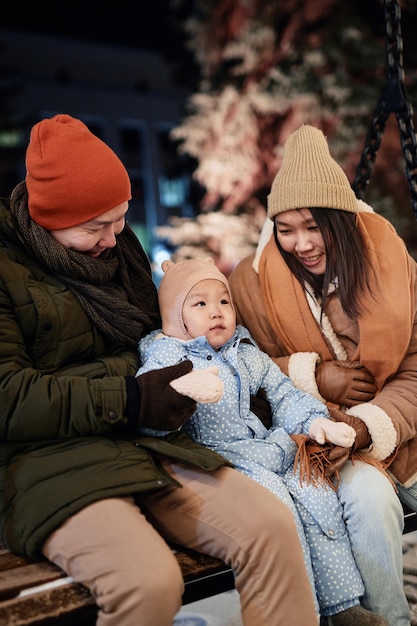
[157,127,202,219]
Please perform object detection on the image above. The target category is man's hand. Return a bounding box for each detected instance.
[316,360,377,407]
[136,360,197,431]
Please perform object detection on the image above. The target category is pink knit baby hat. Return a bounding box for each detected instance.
[158,257,233,341]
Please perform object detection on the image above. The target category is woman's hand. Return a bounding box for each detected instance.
[328,407,372,450]
[323,407,372,476]
[316,360,377,407]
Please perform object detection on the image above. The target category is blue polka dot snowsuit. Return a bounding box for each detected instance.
[137,326,364,616]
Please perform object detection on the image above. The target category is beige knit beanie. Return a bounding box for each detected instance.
[267,125,358,218]
[158,257,233,341]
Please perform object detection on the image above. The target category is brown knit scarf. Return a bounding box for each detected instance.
[10,181,161,348]
[259,211,414,391]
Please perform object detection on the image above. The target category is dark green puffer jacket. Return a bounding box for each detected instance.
[0,200,228,559]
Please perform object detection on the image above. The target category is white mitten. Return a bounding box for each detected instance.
[169,366,224,404]
[309,417,356,447]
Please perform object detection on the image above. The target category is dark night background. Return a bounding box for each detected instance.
[0,0,417,258]
[1,1,185,54]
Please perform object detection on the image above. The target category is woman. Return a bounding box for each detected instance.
[0,114,318,626]
[229,124,415,626]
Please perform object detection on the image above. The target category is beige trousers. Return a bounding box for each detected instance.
[43,462,317,626]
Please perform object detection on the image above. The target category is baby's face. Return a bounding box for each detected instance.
[182,279,236,349]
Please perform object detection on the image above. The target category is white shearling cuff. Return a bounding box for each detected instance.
[346,403,397,461]
[288,352,326,402]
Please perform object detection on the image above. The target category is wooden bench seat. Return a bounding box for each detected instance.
[0,505,415,625]
[0,543,235,625]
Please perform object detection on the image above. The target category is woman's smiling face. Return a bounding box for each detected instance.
[275,208,326,276]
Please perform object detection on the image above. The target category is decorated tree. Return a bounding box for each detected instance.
[156,0,417,272]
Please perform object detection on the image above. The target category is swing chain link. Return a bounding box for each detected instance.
[352,0,417,218]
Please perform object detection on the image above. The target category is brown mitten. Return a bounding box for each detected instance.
[136,360,197,431]
[323,407,372,478]
[316,360,377,407]
[327,407,372,451]
[169,366,224,403]
[323,445,351,478]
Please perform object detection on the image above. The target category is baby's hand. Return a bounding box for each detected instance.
[169,366,224,404]
[309,417,356,447]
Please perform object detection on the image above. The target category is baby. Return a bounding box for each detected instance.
[136,257,388,626]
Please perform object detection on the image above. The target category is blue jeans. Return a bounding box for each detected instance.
[338,461,410,626]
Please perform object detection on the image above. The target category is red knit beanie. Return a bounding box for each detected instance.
[26,114,131,230]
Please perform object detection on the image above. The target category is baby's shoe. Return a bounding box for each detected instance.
[328,605,389,626]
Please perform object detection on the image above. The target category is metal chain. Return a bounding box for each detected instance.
[352,0,417,218]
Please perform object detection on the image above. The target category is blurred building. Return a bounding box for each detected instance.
[0,29,196,254]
